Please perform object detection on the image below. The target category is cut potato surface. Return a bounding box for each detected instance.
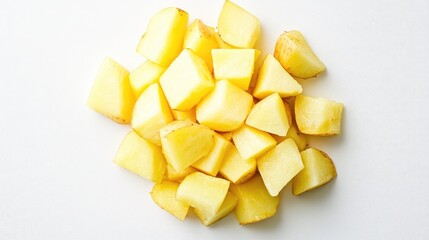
[219,144,256,184]
[192,133,231,176]
[194,191,238,226]
[166,165,197,182]
[232,124,276,160]
[129,60,166,98]
[151,180,189,220]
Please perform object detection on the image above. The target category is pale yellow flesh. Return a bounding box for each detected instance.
[129,60,166,98]
[295,94,344,135]
[114,131,166,183]
[246,93,290,136]
[292,148,337,195]
[192,133,231,176]
[274,31,325,79]
[151,180,189,220]
[219,145,256,184]
[196,79,253,132]
[272,124,308,151]
[166,165,197,182]
[136,7,189,66]
[131,83,173,145]
[230,174,280,225]
[232,124,276,160]
[87,57,134,124]
[159,49,214,111]
[176,172,230,215]
[217,0,260,48]
[194,191,238,226]
[171,108,196,122]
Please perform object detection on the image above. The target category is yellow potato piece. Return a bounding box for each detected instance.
[129,60,165,98]
[192,133,231,176]
[194,191,238,226]
[151,180,189,220]
[166,165,197,183]
[272,124,308,151]
[232,124,276,160]
[87,57,135,124]
[295,94,344,135]
[136,7,189,66]
[219,144,256,184]
[292,148,337,195]
[114,131,166,183]
[171,108,196,122]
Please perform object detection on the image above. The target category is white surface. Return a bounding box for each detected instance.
[1,0,429,239]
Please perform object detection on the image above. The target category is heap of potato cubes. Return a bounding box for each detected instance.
[87,0,344,226]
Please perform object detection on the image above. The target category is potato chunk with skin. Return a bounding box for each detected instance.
[196,79,253,132]
[176,172,230,216]
[166,165,197,182]
[219,145,256,184]
[160,121,214,172]
[246,93,290,137]
[295,94,344,135]
[231,174,280,225]
[160,49,214,111]
[253,54,302,99]
[212,49,257,90]
[114,131,166,183]
[151,180,189,220]
[136,7,189,66]
[194,191,238,226]
[192,133,231,176]
[131,83,173,145]
[258,138,304,196]
[217,0,260,48]
[274,31,325,78]
[292,148,337,195]
[129,60,165,98]
[87,57,135,124]
[232,125,276,160]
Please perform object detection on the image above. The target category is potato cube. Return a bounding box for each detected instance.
[246,93,290,137]
[131,83,173,145]
[292,148,337,195]
[194,191,238,226]
[253,54,302,99]
[214,32,236,49]
[192,133,231,176]
[217,0,260,48]
[160,121,214,172]
[159,49,214,111]
[196,80,253,132]
[176,172,230,215]
[232,125,276,160]
[257,138,304,196]
[166,165,197,183]
[219,145,256,184]
[183,19,219,71]
[295,94,344,135]
[136,7,188,66]
[151,180,189,220]
[272,124,307,151]
[87,57,135,124]
[114,131,166,183]
[230,174,280,225]
[129,60,165,98]
[171,108,196,122]
[274,31,325,78]
[212,49,257,90]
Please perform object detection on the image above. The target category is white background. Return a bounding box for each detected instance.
[1,0,429,239]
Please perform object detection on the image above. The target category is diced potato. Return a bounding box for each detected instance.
[257,138,303,196]
[196,79,253,132]
[246,93,290,136]
[230,174,280,225]
[218,131,233,141]
[129,60,165,98]
[171,108,196,122]
[272,124,307,151]
[219,145,256,184]
[160,121,214,172]
[136,7,189,66]
[213,32,236,49]
[131,83,173,145]
[295,94,344,135]
[232,125,276,160]
[151,180,189,220]
[274,31,325,78]
[283,100,293,126]
[114,131,166,183]
[87,57,135,124]
[166,165,197,182]
[253,54,302,99]
[292,148,337,195]
[159,49,214,111]
[217,0,260,48]
[212,49,258,90]
[192,133,231,176]
[194,191,238,226]
[177,172,230,215]
[183,19,219,71]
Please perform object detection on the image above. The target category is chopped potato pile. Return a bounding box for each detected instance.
[87,0,344,226]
